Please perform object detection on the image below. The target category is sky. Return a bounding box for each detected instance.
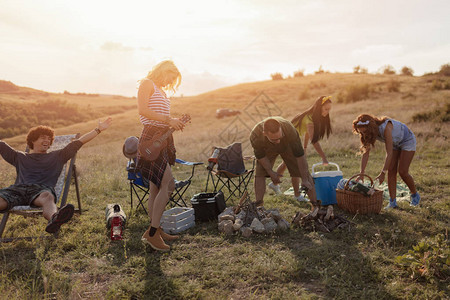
[1,0,449,97]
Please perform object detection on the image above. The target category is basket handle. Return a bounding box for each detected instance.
[344,173,374,190]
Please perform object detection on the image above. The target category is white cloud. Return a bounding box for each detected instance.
[100,42,134,52]
[177,71,238,97]
[351,45,405,70]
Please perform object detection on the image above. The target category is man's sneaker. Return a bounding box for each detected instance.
[410,192,421,207]
[268,182,282,195]
[45,204,75,233]
[295,194,309,202]
[384,199,398,210]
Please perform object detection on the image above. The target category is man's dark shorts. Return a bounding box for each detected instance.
[255,147,302,177]
[0,184,57,212]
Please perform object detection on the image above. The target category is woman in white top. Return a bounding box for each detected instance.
[352,114,420,209]
[137,60,185,251]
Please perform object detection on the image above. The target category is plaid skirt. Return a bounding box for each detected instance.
[137,125,176,189]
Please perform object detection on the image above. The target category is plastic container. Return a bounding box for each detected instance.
[311,162,343,205]
[190,192,226,222]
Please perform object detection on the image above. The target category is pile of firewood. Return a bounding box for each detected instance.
[292,205,355,233]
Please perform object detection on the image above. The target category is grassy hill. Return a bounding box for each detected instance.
[0,73,449,299]
[0,80,136,139]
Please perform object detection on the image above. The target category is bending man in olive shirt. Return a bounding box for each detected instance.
[250,117,318,208]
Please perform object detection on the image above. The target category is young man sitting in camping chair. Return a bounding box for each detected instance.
[0,117,112,233]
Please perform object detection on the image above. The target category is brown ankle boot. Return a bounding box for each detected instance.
[158,227,179,241]
[141,229,150,241]
[142,229,170,251]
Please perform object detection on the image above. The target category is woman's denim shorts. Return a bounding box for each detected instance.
[394,127,416,151]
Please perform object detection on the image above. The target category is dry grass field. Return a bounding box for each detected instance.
[0,73,449,299]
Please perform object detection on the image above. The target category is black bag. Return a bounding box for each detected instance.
[190,191,226,222]
[217,142,246,175]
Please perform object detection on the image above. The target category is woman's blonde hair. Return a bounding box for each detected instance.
[141,60,181,94]
[352,114,388,154]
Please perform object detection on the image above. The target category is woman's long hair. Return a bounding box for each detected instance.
[291,96,332,143]
[352,114,389,153]
[140,60,181,94]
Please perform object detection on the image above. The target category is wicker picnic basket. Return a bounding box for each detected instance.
[336,173,383,214]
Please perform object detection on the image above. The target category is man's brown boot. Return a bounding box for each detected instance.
[142,229,170,251]
[158,227,178,241]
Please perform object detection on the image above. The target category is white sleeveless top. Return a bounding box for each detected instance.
[377,119,410,146]
[139,82,170,127]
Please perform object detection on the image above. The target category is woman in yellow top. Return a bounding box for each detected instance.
[269,96,333,199]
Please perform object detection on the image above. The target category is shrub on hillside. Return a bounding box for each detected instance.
[430,80,442,91]
[293,69,304,77]
[401,66,414,76]
[64,90,100,96]
[0,99,95,139]
[298,87,309,100]
[351,84,370,101]
[314,65,325,75]
[438,63,450,76]
[336,83,370,103]
[430,79,450,91]
[271,73,283,80]
[387,80,401,92]
[381,65,396,75]
[412,103,450,123]
[353,65,368,74]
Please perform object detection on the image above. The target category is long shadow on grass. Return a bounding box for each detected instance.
[0,243,44,295]
[105,213,183,299]
[190,207,404,299]
[282,211,402,300]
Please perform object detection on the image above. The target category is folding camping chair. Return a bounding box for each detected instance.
[204,142,255,203]
[126,158,203,214]
[0,134,82,243]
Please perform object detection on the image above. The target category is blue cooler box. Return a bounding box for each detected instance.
[311,162,343,205]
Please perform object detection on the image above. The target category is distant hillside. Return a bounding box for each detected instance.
[0,80,50,96]
[1,73,449,143]
[0,80,136,139]
[170,72,450,124]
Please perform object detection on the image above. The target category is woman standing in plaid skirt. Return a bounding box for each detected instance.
[137,60,185,251]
